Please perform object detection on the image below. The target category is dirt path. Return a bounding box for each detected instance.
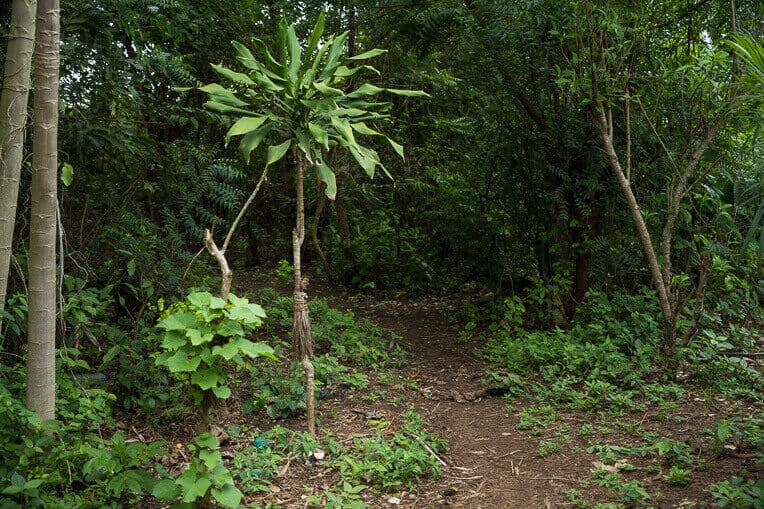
[341,297,573,508]
[231,273,754,508]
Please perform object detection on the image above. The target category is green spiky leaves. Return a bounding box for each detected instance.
[190,12,428,198]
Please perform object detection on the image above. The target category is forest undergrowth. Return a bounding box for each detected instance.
[0,267,762,508]
[2,2,764,508]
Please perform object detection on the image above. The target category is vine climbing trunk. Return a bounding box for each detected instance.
[292,147,315,437]
[0,0,37,315]
[26,0,59,421]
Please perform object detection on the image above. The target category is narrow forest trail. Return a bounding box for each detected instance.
[232,273,751,508]
[310,285,580,508]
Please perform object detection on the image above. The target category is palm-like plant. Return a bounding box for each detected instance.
[196,13,426,435]
[728,34,764,89]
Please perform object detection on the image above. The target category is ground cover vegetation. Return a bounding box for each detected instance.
[0,0,762,507]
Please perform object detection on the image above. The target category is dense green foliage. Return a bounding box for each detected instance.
[0,358,166,507]
[1,0,762,506]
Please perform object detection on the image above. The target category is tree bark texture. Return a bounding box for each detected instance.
[196,390,215,436]
[26,0,59,421]
[0,0,37,314]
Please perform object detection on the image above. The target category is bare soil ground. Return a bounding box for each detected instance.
[138,272,761,508]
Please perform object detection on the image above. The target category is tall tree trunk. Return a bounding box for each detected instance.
[26,0,59,421]
[291,147,315,437]
[0,0,37,315]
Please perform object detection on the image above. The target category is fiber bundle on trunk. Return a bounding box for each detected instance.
[293,290,313,360]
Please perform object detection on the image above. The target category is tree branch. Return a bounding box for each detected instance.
[204,229,232,299]
[221,167,269,254]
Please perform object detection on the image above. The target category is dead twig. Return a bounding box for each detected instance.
[420,439,448,468]
[530,475,580,482]
[131,425,145,442]
[279,454,295,476]
[494,450,522,461]
[444,474,484,480]
[451,466,478,472]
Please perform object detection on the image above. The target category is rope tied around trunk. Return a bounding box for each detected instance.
[293,290,313,360]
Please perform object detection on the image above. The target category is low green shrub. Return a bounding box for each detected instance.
[333,410,446,491]
[152,433,241,508]
[0,359,164,508]
[482,289,660,385]
[254,291,406,369]
[246,353,369,419]
[708,476,764,508]
[155,291,276,426]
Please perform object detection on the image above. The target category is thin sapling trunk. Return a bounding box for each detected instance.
[292,147,316,437]
[310,191,333,282]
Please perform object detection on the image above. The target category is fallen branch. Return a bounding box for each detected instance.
[421,440,448,468]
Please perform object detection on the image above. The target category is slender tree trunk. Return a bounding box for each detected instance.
[26,0,59,421]
[346,0,357,58]
[204,229,232,300]
[291,147,315,437]
[0,0,37,315]
[196,390,214,436]
[679,252,712,348]
[572,250,592,306]
[592,108,677,360]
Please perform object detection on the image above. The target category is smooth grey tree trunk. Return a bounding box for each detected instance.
[27,0,59,421]
[0,0,37,315]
